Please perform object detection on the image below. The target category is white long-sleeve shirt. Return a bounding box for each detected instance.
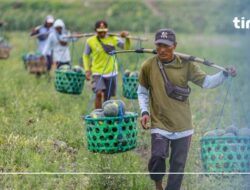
[137,71,227,139]
[43,31,71,63]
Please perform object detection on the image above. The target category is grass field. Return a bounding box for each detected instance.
[0,32,250,189]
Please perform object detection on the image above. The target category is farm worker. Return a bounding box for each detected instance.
[30,15,54,72]
[83,20,130,109]
[137,29,236,190]
[43,19,73,69]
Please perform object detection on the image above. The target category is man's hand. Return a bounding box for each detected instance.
[85,70,91,81]
[120,31,129,38]
[140,113,150,130]
[226,67,237,77]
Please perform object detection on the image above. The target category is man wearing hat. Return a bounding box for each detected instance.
[137,29,236,190]
[31,15,55,72]
[43,19,75,69]
[83,20,131,108]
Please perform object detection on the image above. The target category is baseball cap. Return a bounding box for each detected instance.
[154,29,176,46]
[46,15,54,23]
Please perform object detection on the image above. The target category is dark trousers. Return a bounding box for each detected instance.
[148,133,192,190]
[46,55,53,71]
[56,61,70,69]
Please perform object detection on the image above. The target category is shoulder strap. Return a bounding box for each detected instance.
[96,36,105,46]
[156,60,170,85]
[96,36,115,54]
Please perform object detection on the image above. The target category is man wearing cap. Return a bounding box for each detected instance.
[31,15,54,72]
[83,20,131,108]
[137,29,236,190]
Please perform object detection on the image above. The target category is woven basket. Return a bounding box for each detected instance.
[0,46,11,59]
[122,76,138,99]
[200,136,250,172]
[84,113,138,153]
[55,70,85,95]
[27,57,47,74]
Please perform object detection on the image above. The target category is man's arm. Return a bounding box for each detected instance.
[202,68,237,89]
[137,84,150,129]
[202,71,227,89]
[117,31,131,50]
[137,84,149,114]
[83,42,92,80]
[30,25,40,36]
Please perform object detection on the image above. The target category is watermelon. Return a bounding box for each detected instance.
[124,69,130,77]
[203,129,225,137]
[125,111,134,116]
[129,71,139,77]
[59,64,70,71]
[90,109,105,118]
[203,130,217,137]
[223,132,236,137]
[225,125,239,136]
[103,102,119,117]
[73,65,84,73]
[238,127,250,136]
[102,100,125,116]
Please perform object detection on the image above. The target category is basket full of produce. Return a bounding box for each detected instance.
[200,125,250,172]
[55,65,85,95]
[22,52,47,74]
[84,100,138,154]
[122,70,139,99]
[0,41,11,59]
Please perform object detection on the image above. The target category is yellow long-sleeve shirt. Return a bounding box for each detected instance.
[83,35,130,75]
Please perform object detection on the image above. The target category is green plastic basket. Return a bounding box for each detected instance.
[122,76,138,99]
[55,70,85,95]
[200,136,250,172]
[84,113,138,153]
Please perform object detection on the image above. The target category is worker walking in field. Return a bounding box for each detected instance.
[30,15,54,72]
[43,19,72,69]
[83,20,131,109]
[137,28,237,190]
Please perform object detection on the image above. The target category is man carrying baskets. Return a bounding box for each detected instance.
[43,19,72,69]
[137,28,236,190]
[83,20,131,108]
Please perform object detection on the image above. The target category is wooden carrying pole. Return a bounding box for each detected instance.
[112,48,228,72]
[63,32,148,41]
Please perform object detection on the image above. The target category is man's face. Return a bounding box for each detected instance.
[46,22,53,28]
[55,27,62,34]
[97,31,107,38]
[156,43,176,62]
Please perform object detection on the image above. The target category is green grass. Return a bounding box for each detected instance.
[0,31,250,189]
[1,0,250,34]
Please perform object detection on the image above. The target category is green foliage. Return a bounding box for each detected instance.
[1,0,250,33]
